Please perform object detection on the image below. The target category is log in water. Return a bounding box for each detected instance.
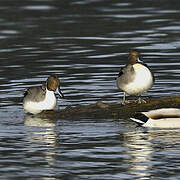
[36,96,180,119]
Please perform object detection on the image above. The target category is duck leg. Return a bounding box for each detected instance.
[122,92,126,105]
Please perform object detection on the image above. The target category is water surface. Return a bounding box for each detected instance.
[0,0,180,179]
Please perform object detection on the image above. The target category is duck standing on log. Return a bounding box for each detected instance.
[116,50,154,104]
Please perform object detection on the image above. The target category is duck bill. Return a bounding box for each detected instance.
[57,86,64,98]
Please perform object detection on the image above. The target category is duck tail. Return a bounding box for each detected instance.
[130,113,149,125]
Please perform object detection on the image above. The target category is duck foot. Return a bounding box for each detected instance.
[136,97,146,104]
[116,100,132,105]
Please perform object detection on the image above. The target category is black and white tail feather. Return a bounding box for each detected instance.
[130,113,149,126]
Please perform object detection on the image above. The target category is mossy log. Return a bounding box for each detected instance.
[36,96,180,119]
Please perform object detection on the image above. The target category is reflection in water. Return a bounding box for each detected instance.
[123,129,180,179]
[24,114,56,127]
[24,115,57,167]
[123,131,153,179]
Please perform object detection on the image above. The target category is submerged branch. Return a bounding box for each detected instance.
[36,96,180,119]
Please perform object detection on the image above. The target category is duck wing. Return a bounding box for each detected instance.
[117,64,135,84]
[144,108,180,119]
[24,85,46,102]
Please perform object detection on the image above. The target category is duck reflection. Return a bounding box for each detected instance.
[123,128,180,179]
[123,130,153,179]
[24,114,57,166]
[24,114,56,127]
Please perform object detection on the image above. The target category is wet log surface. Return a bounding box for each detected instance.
[35,96,180,119]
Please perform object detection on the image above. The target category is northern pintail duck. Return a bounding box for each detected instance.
[23,75,64,114]
[130,108,180,128]
[117,50,154,104]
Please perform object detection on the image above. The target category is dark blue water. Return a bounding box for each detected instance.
[0,0,180,179]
